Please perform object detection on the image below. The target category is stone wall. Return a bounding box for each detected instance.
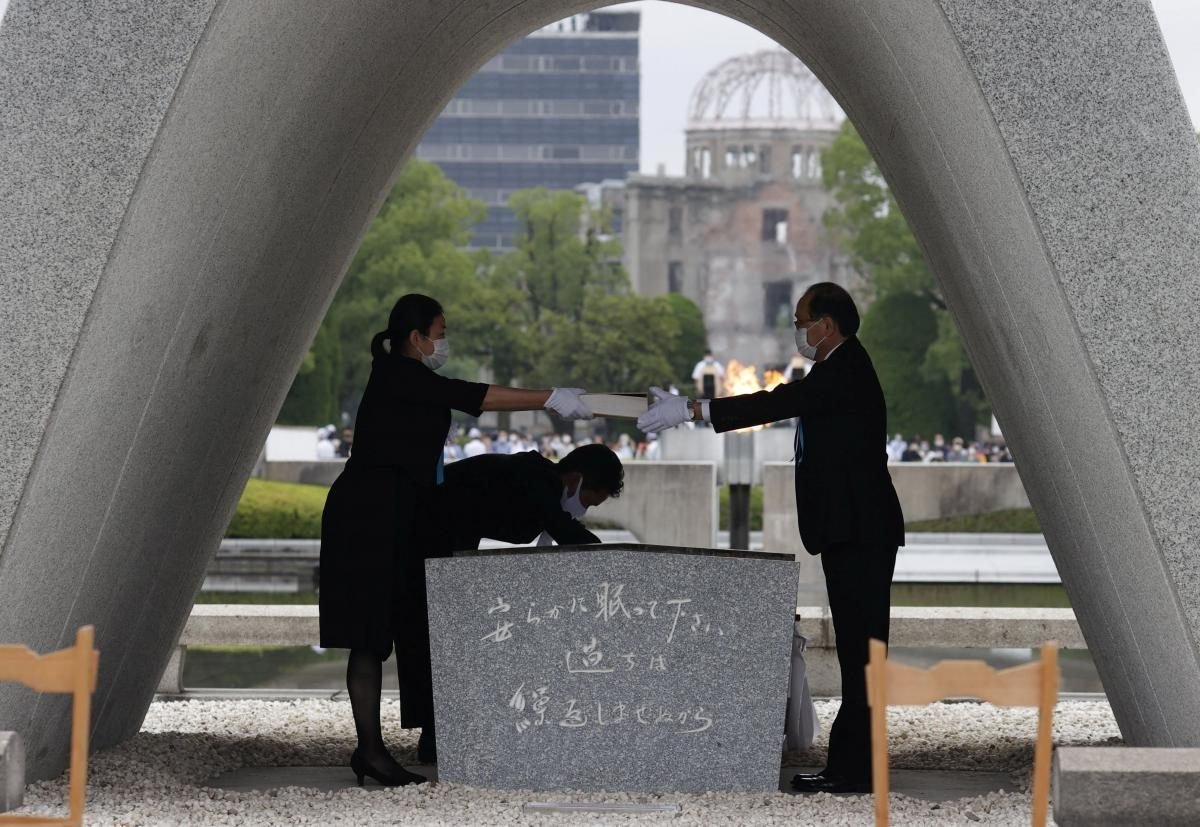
[888,462,1030,522]
[589,463,717,549]
[258,461,345,488]
[763,461,1033,602]
[658,427,794,484]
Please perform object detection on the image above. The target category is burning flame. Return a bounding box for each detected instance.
[723,359,785,397]
[723,360,786,431]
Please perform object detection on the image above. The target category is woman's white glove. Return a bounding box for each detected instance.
[545,387,594,420]
[637,386,692,433]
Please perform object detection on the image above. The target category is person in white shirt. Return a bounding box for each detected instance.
[614,432,635,460]
[644,432,662,460]
[316,426,337,459]
[691,351,725,400]
[463,427,487,458]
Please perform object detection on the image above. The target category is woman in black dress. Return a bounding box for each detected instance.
[319,293,592,786]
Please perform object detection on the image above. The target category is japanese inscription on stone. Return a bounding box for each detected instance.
[426,547,799,793]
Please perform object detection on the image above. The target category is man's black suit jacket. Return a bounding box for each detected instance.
[437,450,601,550]
[710,336,904,555]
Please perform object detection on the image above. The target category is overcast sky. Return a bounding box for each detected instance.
[0,0,1195,177]
[635,0,1200,174]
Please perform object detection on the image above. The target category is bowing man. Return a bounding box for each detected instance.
[442,442,623,551]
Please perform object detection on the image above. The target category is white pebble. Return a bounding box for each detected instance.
[11,698,1117,825]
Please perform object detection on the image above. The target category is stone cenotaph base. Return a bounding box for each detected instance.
[425,545,799,793]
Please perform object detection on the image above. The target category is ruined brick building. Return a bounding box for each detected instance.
[587,50,863,372]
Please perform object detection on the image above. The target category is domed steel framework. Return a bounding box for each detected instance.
[687,49,842,130]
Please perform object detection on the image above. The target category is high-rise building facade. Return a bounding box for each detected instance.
[416,9,640,251]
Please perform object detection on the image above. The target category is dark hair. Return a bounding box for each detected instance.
[804,282,860,336]
[370,293,443,359]
[558,443,624,498]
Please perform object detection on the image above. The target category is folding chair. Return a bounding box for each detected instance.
[866,638,1058,827]
[0,626,100,827]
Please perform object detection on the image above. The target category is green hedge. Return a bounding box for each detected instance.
[195,591,319,604]
[226,479,1041,540]
[225,478,328,539]
[718,485,764,531]
[905,508,1040,534]
[714,487,1039,535]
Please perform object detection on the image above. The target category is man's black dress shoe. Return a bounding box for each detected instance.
[792,770,828,782]
[791,773,871,794]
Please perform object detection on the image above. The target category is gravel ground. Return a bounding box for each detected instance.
[13,698,1121,826]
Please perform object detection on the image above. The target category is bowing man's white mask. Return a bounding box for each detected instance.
[561,481,588,520]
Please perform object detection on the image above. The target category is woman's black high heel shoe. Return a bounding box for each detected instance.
[351,749,427,786]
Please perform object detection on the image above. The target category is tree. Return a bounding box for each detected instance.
[661,293,709,388]
[277,319,341,425]
[278,161,488,421]
[488,189,698,433]
[822,123,936,303]
[533,291,680,392]
[278,174,709,433]
[859,292,955,437]
[822,120,987,436]
[497,188,626,326]
[489,189,633,388]
[333,162,489,404]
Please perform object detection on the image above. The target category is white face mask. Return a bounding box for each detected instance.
[561,482,588,520]
[795,323,828,361]
[420,335,450,370]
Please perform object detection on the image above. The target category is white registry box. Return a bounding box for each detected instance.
[580,393,649,419]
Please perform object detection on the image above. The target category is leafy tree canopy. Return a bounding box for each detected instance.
[821,121,988,436]
[278,165,707,429]
[859,292,955,437]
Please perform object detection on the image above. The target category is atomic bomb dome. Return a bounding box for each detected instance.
[681,51,843,185]
[687,50,842,131]
[620,50,858,376]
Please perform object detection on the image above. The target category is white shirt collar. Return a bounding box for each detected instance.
[821,340,846,361]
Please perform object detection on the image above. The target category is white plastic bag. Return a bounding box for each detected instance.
[785,623,820,752]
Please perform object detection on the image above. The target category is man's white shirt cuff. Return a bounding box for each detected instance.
[699,399,712,422]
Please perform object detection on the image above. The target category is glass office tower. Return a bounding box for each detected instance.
[415,9,640,250]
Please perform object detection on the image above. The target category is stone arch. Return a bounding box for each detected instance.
[2,0,1199,779]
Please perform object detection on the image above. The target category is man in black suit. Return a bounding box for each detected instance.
[441,443,623,550]
[638,282,904,793]
[408,443,624,762]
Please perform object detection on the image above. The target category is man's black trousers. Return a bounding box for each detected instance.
[820,542,899,781]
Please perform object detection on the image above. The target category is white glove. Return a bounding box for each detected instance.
[545,387,593,420]
[637,390,692,433]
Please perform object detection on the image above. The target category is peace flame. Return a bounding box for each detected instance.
[722,360,785,432]
[723,360,785,397]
